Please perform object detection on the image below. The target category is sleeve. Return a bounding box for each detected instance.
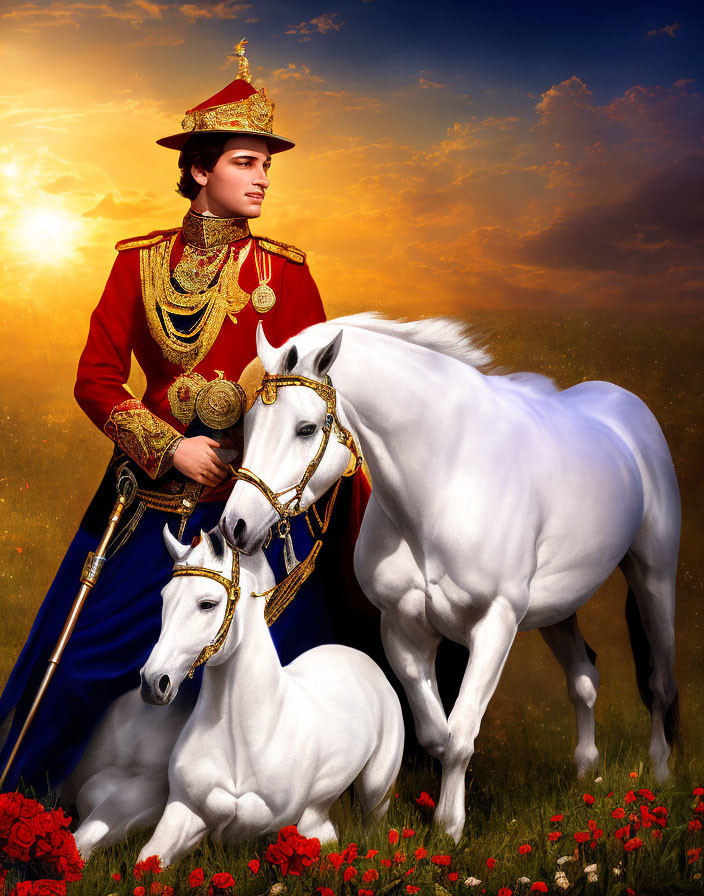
[265,258,327,347]
[74,250,182,479]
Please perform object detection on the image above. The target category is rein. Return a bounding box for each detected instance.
[232,372,363,525]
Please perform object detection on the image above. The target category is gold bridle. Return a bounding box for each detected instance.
[232,372,363,531]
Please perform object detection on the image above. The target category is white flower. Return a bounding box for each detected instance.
[555,870,570,890]
[612,867,622,877]
[583,864,597,874]
[557,855,577,865]
[269,886,287,896]
[594,776,603,784]
[693,873,701,881]
[518,877,531,885]
[464,877,482,888]
[587,871,598,883]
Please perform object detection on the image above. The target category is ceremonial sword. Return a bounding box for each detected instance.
[0,464,138,791]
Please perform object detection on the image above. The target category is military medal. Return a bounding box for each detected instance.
[251,243,277,313]
[167,371,208,424]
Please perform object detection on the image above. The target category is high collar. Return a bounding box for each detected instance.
[182,209,251,250]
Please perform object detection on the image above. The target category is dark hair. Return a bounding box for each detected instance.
[176,133,231,200]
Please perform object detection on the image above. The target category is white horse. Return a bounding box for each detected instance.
[133,525,403,867]
[220,314,681,843]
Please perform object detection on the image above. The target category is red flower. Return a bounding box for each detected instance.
[531,885,548,893]
[498,889,513,896]
[550,814,564,823]
[402,827,415,838]
[574,831,590,843]
[342,843,358,864]
[389,828,399,845]
[614,826,629,840]
[448,872,459,882]
[365,849,379,859]
[629,771,638,779]
[518,844,532,855]
[693,787,704,797]
[363,869,379,883]
[211,872,235,889]
[393,851,407,865]
[486,857,496,870]
[548,831,562,842]
[150,884,163,895]
[625,791,636,803]
[688,847,702,864]
[406,887,421,894]
[431,854,452,866]
[134,856,162,879]
[8,883,67,896]
[381,859,392,868]
[638,788,655,802]
[415,791,435,808]
[652,829,662,840]
[359,891,374,896]
[695,802,704,814]
[612,807,626,818]
[134,889,146,896]
[189,869,205,888]
[316,889,334,896]
[343,866,357,882]
[414,847,427,860]
[327,853,344,870]
[112,873,122,882]
[248,859,260,874]
[264,825,321,877]
[623,837,643,853]
[583,793,595,806]
[592,828,603,841]
[689,819,702,832]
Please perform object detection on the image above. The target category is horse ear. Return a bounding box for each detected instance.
[163,523,190,562]
[314,330,343,378]
[208,526,226,561]
[256,322,279,373]
[283,344,298,373]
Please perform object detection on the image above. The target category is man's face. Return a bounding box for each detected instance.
[192,135,271,218]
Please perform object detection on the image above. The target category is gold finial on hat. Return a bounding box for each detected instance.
[234,38,252,84]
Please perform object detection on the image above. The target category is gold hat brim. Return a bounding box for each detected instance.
[157,128,295,153]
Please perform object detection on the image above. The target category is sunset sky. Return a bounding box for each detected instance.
[0,0,702,352]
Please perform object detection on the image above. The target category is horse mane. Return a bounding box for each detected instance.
[329,312,559,395]
[330,312,493,370]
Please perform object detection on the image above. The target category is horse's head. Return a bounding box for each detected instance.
[139,525,272,705]
[220,323,358,553]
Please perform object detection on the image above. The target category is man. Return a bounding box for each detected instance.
[0,40,370,796]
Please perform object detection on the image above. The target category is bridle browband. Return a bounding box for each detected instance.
[232,372,363,530]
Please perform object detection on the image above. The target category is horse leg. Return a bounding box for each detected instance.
[73,769,168,860]
[138,799,208,868]
[620,546,678,782]
[435,595,518,843]
[539,614,600,775]
[355,496,448,758]
[355,691,404,824]
[297,804,339,843]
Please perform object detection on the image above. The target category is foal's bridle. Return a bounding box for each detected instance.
[232,372,363,533]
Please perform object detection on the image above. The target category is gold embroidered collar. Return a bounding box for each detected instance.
[182,210,250,249]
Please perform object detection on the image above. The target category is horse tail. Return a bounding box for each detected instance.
[625,586,680,749]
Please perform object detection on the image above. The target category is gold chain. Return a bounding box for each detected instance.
[172,244,229,293]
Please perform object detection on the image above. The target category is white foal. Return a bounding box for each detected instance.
[136,526,403,868]
[221,315,681,843]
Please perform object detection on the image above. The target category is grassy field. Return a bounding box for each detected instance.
[1,310,703,894]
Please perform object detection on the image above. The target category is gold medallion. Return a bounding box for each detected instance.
[251,283,276,313]
[195,372,245,429]
[167,371,207,424]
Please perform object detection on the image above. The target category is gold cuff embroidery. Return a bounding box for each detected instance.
[104,399,182,479]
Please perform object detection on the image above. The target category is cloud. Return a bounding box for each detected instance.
[271,63,325,84]
[41,175,84,194]
[646,22,681,39]
[131,28,184,46]
[286,13,344,41]
[417,78,447,90]
[178,2,251,23]
[82,191,167,220]
[1,1,166,32]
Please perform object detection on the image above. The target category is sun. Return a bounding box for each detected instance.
[17,207,83,264]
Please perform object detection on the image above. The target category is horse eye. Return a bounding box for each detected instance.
[296,422,317,437]
[199,600,217,611]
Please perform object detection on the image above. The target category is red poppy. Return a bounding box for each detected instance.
[248,859,260,875]
[695,802,704,814]
[431,855,452,866]
[134,856,162,879]
[112,873,122,882]
[688,848,702,864]
[406,887,421,894]
[629,771,638,778]
[151,884,163,895]
[693,787,704,797]
[623,837,643,853]
[612,807,626,818]
[638,788,655,802]
[486,857,496,870]
[264,826,321,877]
[548,831,562,842]
[415,791,435,808]
[359,891,374,896]
[327,853,344,870]
[211,872,235,889]
[614,826,629,840]
[366,849,379,859]
[389,829,399,845]
[574,831,590,843]
[394,851,407,864]
[550,814,564,823]
[689,820,702,832]
[498,888,513,896]
[449,871,459,882]
[363,869,379,883]
[381,859,392,868]
[163,889,174,896]
[342,866,357,882]
[402,828,415,838]
[583,794,595,806]
[606,791,614,798]
[625,791,636,803]
[531,884,548,893]
[415,847,428,860]
[189,869,204,888]
[316,889,334,896]
[518,844,532,855]
[134,888,146,896]
[342,843,358,864]
[592,828,603,840]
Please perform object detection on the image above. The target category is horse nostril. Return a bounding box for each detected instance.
[158,674,170,695]
[232,518,247,546]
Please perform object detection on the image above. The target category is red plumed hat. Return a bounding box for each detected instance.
[157,39,294,154]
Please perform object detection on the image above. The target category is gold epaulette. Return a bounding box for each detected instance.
[115,228,180,252]
[255,236,306,264]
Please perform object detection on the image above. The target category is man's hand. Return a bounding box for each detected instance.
[172,436,230,487]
